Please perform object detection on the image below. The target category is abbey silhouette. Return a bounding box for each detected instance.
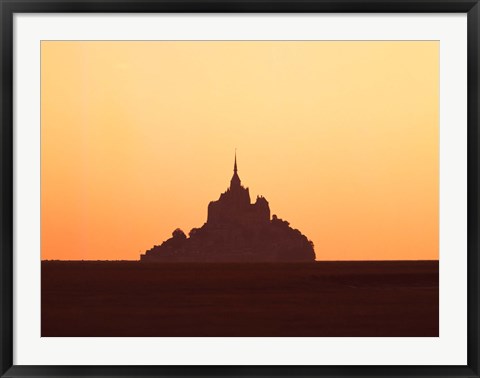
[141,154,315,262]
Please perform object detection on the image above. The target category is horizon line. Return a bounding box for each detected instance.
[41,259,440,262]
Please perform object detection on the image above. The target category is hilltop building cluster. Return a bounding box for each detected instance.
[140,154,315,262]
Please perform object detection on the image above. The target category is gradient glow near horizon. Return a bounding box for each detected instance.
[41,41,439,261]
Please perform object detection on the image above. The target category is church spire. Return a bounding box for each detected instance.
[230,150,241,189]
[234,149,238,173]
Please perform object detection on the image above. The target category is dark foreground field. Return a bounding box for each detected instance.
[42,261,438,337]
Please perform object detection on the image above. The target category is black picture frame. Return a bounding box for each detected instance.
[1,0,479,377]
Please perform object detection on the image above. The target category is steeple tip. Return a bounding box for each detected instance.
[234,149,238,173]
[230,149,241,189]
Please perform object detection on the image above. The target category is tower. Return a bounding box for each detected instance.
[230,150,241,189]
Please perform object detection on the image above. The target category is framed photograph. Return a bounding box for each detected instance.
[1,0,479,377]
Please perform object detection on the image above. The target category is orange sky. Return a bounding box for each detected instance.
[41,41,439,261]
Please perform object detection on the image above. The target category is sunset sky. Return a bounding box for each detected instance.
[41,41,439,261]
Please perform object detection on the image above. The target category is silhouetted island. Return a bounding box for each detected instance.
[141,154,315,262]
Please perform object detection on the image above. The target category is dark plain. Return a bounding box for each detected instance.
[41,260,438,337]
